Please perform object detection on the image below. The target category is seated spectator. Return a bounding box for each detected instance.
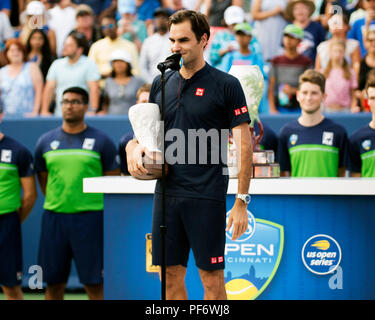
[47,0,76,57]
[118,83,151,174]
[315,13,361,75]
[117,1,148,52]
[218,22,265,75]
[26,29,55,81]
[19,1,57,56]
[88,14,140,78]
[268,24,312,114]
[278,69,348,177]
[0,39,43,117]
[348,0,375,58]
[139,7,172,82]
[251,0,288,62]
[322,39,359,112]
[41,32,101,116]
[348,77,375,177]
[285,0,326,61]
[209,6,263,70]
[72,4,103,55]
[102,50,144,115]
[358,30,375,110]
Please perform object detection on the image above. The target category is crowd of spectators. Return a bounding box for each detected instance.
[1,0,375,116]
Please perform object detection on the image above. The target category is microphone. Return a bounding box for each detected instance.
[157,53,182,72]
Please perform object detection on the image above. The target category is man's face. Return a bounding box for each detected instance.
[169,20,207,67]
[367,87,375,113]
[137,91,150,104]
[61,92,87,123]
[297,82,324,114]
[76,14,93,29]
[101,18,117,39]
[62,36,80,59]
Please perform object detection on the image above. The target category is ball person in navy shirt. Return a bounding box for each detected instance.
[126,10,252,300]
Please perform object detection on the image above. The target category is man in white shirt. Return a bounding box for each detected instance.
[48,0,76,57]
[41,32,101,116]
[139,8,172,83]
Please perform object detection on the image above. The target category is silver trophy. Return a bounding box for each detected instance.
[128,103,167,180]
[227,65,280,178]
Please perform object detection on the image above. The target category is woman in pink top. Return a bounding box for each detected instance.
[323,39,359,113]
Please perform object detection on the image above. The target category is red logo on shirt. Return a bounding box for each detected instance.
[195,88,205,96]
[218,256,224,263]
[234,106,248,116]
[211,257,217,264]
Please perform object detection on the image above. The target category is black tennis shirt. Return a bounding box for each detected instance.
[149,62,250,201]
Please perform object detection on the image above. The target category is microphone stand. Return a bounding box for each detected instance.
[160,68,167,301]
[157,53,181,301]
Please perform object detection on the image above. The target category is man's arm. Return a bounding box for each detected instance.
[87,80,100,113]
[41,80,56,115]
[226,122,252,241]
[36,171,48,195]
[350,172,361,177]
[19,176,37,223]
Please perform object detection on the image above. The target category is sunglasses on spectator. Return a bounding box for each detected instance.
[101,23,115,30]
[61,99,84,106]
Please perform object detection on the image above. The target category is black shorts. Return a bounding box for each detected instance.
[0,212,22,287]
[38,210,103,285]
[152,194,226,271]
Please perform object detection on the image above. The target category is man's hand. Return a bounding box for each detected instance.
[126,139,149,176]
[226,200,248,240]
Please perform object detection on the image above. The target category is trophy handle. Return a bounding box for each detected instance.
[249,120,263,152]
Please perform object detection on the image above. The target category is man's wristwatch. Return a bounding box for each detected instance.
[236,194,251,205]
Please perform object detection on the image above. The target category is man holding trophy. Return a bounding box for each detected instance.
[126,10,252,300]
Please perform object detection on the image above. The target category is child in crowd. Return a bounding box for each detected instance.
[268,24,312,114]
[323,39,359,112]
[218,22,265,76]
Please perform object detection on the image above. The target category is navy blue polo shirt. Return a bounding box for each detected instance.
[149,62,250,201]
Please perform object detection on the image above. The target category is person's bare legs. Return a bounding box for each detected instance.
[2,285,23,300]
[199,269,227,300]
[84,284,103,300]
[45,283,66,300]
[161,265,188,300]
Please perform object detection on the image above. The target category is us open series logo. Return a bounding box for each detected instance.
[301,234,342,275]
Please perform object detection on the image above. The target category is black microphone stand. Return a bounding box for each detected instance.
[157,53,181,301]
[160,67,167,301]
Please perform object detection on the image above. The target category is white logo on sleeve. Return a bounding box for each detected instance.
[1,149,12,163]
[322,132,334,146]
[82,138,95,150]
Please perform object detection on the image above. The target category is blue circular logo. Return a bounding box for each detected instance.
[226,210,256,242]
[301,234,342,275]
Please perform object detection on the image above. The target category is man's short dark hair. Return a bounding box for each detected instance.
[63,87,89,105]
[67,31,89,52]
[169,10,210,42]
